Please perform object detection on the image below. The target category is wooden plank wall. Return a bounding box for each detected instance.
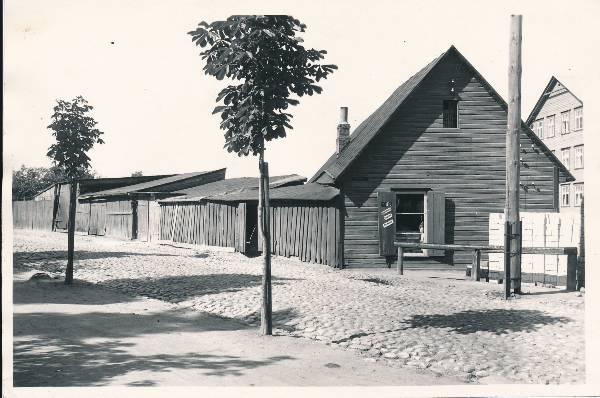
[159,202,238,248]
[55,184,71,230]
[488,212,580,286]
[338,51,566,268]
[75,202,90,233]
[105,200,133,240]
[12,200,54,230]
[148,201,161,242]
[159,201,342,267]
[270,204,342,267]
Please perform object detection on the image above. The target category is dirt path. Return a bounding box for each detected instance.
[12,271,457,386]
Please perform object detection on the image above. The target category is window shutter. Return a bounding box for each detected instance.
[425,191,445,257]
[378,191,397,256]
[237,203,247,253]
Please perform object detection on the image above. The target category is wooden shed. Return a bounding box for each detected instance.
[158,176,345,267]
[77,169,226,241]
[310,45,573,268]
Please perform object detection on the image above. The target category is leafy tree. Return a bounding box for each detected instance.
[131,171,144,177]
[189,15,336,334]
[47,96,104,284]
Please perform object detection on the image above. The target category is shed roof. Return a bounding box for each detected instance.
[160,174,308,203]
[310,45,574,183]
[168,183,338,203]
[79,169,226,199]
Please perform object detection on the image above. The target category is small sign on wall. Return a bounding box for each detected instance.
[378,192,396,256]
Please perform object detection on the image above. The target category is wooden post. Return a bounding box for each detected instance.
[259,151,273,336]
[472,249,481,281]
[397,246,404,275]
[504,221,511,299]
[506,14,523,295]
[65,182,78,284]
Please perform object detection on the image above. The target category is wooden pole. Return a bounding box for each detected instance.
[504,221,511,299]
[259,149,273,336]
[472,249,481,281]
[397,246,404,275]
[65,182,78,284]
[506,14,523,295]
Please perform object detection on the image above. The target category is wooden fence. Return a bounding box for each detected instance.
[488,212,582,286]
[12,200,54,231]
[159,201,343,267]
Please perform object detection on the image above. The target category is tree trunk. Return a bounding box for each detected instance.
[258,150,272,336]
[65,182,78,284]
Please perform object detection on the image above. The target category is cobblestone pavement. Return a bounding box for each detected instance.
[12,230,585,384]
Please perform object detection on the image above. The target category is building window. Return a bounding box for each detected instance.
[561,184,571,207]
[561,147,571,170]
[546,115,555,138]
[574,145,584,169]
[533,119,544,139]
[574,183,584,206]
[396,193,425,244]
[443,100,458,128]
[561,110,570,134]
[574,107,583,130]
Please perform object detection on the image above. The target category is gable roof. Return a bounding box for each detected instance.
[161,174,307,203]
[79,169,226,199]
[525,76,583,125]
[310,45,573,183]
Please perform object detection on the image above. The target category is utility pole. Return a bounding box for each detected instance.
[505,14,523,296]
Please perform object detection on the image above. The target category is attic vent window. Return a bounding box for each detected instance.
[443,100,458,128]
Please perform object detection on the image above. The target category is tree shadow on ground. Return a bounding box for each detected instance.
[13,337,294,386]
[406,309,571,335]
[14,250,179,265]
[98,274,303,303]
[14,308,249,341]
[13,279,140,305]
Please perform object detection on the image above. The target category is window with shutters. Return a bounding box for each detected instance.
[386,191,445,257]
[561,111,570,134]
[546,115,555,138]
[574,107,583,130]
[443,100,458,128]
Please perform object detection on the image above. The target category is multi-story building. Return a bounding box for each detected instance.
[527,77,584,215]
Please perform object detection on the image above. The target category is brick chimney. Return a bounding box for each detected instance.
[336,106,350,155]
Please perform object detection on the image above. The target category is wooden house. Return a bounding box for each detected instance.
[158,176,344,267]
[309,45,573,268]
[77,169,226,241]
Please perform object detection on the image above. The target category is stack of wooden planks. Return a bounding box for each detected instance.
[488,212,581,286]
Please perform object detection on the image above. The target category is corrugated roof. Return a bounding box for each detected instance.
[161,174,307,203]
[310,45,573,183]
[176,183,339,203]
[79,169,226,199]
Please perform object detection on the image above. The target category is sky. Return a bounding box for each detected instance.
[4,0,599,181]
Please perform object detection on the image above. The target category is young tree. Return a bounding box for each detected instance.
[188,15,336,335]
[47,96,104,284]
